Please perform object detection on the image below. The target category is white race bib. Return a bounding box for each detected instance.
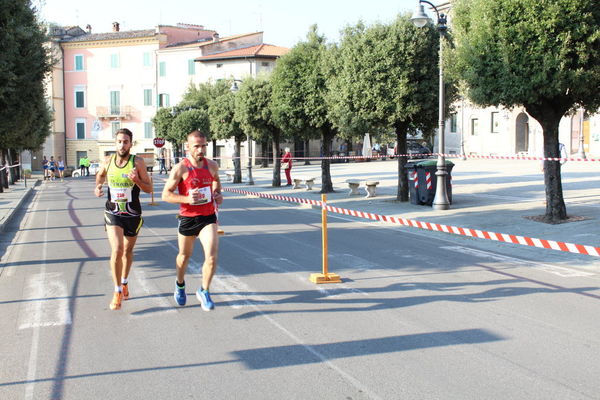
[112,187,132,203]
[191,186,211,205]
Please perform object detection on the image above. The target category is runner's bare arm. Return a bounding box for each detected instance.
[94,156,110,197]
[131,157,153,193]
[210,160,223,205]
[161,162,191,204]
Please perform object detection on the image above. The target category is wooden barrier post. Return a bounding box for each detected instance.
[309,194,341,284]
[148,170,159,206]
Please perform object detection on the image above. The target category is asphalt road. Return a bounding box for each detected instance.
[1,178,600,399]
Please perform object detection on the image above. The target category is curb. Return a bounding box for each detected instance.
[0,180,38,233]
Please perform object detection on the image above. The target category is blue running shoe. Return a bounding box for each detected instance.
[174,284,186,306]
[196,289,214,311]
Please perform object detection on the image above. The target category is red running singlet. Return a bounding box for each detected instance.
[178,158,216,217]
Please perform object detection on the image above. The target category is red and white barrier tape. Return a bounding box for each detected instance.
[0,163,20,172]
[223,187,600,258]
[213,153,599,162]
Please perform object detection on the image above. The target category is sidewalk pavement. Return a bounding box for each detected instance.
[1,159,598,264]
[0,173,41,233]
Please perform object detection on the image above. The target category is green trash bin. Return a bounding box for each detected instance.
[405,162,422,205]
[416,160,454,206]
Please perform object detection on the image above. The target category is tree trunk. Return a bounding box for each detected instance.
[0,149,5,192]
[271,133,281,187]
[395,125,409,202]
[304,139,311,165]
[525,103,567,222]
[1,150,8,190]
[7,149,16,184]
[261,139,269,168]
[233,139,242,183]
[320,129,335,193]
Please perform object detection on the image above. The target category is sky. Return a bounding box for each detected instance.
[36,0,419,48]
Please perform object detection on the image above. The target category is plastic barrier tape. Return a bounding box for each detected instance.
[223,187,600,258]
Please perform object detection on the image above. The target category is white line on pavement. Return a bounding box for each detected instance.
[24,207,47,400]
[18,272,72,329]
[440,246,594,277]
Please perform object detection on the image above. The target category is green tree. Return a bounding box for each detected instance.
[271,26,337,193]
[151,107,175,141]
[0,0,52,157]
[170,109,210,144]
[208,92,246,183]
[327,16,451,201]
[450,0,600,222]
[180,80,231,111]
[234,76,286,186]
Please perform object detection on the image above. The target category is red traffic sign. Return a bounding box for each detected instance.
[153,137,165,148]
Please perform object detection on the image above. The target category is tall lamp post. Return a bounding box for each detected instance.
[577,108,587,159]
[412,0,450,210]
[230,79,254,185]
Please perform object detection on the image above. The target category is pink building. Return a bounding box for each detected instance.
[60,22,215,167]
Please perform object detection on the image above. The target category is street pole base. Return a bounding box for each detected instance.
[309,273,342,284]
[147,202,159,206]
[432,202,450,210]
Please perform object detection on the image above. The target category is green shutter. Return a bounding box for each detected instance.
[144,89,152,106]
[75,91,84,108]
[159,62,166,77]
[110,91,120,114]
[76,122,85,139]
[144,122,153,138]
[75,55,84,71]
[143,52,151,67]
[188,59,195,75]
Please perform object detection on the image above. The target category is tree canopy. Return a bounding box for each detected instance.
[0,0,52,151]
[450,0,600,221]
[234,76,286,186]
[328,15,451,201]
[271,26,337,193]
[208,91,245,183]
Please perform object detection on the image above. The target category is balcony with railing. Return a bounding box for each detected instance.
[96,106,133,120]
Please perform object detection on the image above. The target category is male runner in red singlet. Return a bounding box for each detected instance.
[95,128,153,310]
[162,130,223,310]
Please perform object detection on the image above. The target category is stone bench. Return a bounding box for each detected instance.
[293,177,317,190]
[365,181,380,198]
[224,171,235,182]
[345,179,361,195]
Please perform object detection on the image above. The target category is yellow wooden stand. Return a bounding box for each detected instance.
[309,194,342,284]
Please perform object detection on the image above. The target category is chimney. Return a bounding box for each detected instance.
[85,24,92,33]
[212,32,219,42]
[112,22,120,32]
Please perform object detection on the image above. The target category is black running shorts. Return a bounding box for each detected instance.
[104,213,143,237]
[178,213,217,237]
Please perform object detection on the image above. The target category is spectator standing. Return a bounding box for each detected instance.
[281,147,293,186]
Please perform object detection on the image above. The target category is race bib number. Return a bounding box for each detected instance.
[191,186,211,205]
[112,187,132,203]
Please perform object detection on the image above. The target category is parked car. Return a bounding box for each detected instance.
[72,162,100,177]
[389,141,433,159]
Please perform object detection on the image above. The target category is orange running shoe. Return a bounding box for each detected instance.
[122,283,129,300]
[110,291,123,310]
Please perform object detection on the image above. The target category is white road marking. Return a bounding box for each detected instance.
[24,207,47,400]
[18,272,72,329]
[129,269,176,318]
[441,246,594,277]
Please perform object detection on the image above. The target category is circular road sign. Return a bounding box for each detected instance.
[153,137,165,148]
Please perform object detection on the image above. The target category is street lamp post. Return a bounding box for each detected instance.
[230,79,254,185]
[412,0,450,210]
[577,108,587,159]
